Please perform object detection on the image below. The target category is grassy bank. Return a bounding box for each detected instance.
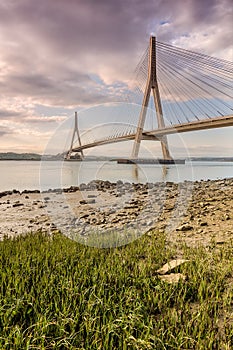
[0,232,232,349]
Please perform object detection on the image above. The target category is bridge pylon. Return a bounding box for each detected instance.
[65,111,84,160]
[131,36,172,160]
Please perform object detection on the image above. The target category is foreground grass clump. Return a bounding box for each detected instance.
[0,232,232,350]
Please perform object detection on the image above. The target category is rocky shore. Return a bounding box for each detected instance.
[0,178,232,247]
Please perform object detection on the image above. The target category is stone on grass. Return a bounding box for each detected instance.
[158,273,186,284]
[157,259,189,275]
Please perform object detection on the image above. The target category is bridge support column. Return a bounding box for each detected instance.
[131,80,151,159]
[152,86,171,160]
[131,36,172,160]
[65,111,84,160]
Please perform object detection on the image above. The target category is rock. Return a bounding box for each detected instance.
[165,181,174,187]
[0,191,12,198]
[116,180,123,186]
[164,205,174,212]
[12,203,24,207]
[90,218,97,224]
[80,213,89,219]
[140,221,147,226]
[111,218,120,223]
[176,224,193,231]
[200,222,208,226]
[157,259,189,275]
[21,190,40,194]
[68,186,79,192]
[80,199,96,205]
[215,240,225,245]
[124,204,139,209]
[158,273,186,284]
[147,220,153,226]
[108,209,116,214]
[141,191,148,195]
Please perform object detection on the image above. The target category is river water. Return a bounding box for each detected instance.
[0,160,233,192]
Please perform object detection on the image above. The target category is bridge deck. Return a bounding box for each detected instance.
[146,114,233,137]
[72,115,233,152]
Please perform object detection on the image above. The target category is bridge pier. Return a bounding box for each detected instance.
[65,111,84,160]
[131,36,172,160]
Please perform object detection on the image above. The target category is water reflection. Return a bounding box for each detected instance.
[132,164,139,182]
[131,163,168,183]
[61,160,232,187]
[162,166,168,180]
[0,160,232,192]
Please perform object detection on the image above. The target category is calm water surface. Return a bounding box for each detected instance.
[0,160,233,191]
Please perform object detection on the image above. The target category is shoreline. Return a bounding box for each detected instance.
[1,176,233,195]
[0,177,232,248]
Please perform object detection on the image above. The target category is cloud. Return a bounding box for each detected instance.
[1,1,232,93]
[25,115,67,123]
[0,68,116,107]
[0,127,11,137]
[0,109,22,119]
[0,0,232,153]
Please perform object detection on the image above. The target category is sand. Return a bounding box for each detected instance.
[0,178,232,248]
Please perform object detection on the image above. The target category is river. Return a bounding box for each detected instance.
[0,160,233,192]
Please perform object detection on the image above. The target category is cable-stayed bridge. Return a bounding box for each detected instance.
[66,36,233,160]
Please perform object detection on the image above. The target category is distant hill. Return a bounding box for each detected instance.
[0,152,41,160]
[0,153,232,162]
[189,157,233,162]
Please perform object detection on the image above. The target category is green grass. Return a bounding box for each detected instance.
[0,231,232,349]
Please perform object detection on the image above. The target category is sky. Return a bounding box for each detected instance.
[0,0,232,157]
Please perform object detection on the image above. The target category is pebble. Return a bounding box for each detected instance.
[0,178,232,248]
[176,224,193,232]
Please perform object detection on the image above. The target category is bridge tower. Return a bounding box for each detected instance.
[65,111,84,160]
[131,36,172,160]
